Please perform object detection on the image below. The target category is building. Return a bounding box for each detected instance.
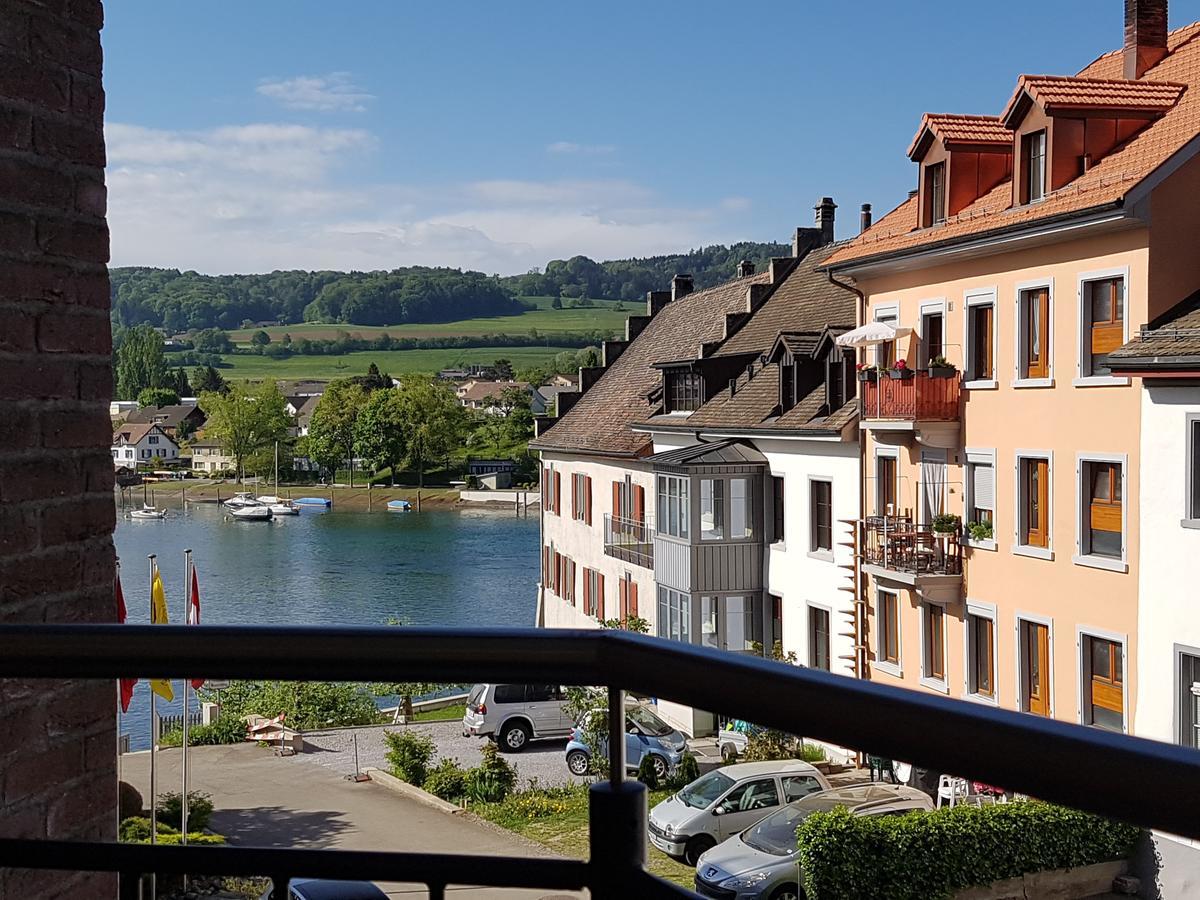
[122,403,206,438]
[824,1,1200,750]
[456,379,546,415]
[111,423,180,468]
[293,394,322,437]
[109,400,138,419]
[189,439,237,475]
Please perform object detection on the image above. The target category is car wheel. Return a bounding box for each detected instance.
[683,834,716,867]
[770,884,803,900]
[566,749,590,776]
[720,743,738,763]
[498,720,530,752]
[650,754,668,782]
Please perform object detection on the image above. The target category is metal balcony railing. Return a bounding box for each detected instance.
[2,624,1200,898]
[604,513,655,568]
[861,370,960,420]
[862,516,963,577]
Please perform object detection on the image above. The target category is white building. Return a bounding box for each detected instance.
[189,439,236,475]
[111,423,179,469]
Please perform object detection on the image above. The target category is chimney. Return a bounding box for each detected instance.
[671,274,694,301]
[1124,0,1168,79]
[860,203,873,233]
[737,259,755,277]
[792,226,822,259]
[908,188,919,201]
[814,196,837,245]
[645,290,672,317]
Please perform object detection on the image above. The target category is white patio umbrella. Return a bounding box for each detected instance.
[835,321,912,347]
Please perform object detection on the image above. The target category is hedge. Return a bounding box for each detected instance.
[796,801,1139,900]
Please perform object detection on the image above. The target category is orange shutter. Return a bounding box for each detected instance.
[634,485,645,523]
[554,471,561,516]
[612,481,621,521]
[571,474,578,519]
[542,546,549,584]
[629,581,639,618]
[598,573,606,618]
[582,568,590,610]
[585,476,592,525]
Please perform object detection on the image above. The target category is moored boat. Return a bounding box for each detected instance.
[259,496,300,516]
[387,499,412,512]
[129,504,167,520]
[228,504,272,521]
[294,497,332,508]
[223,491,259,509]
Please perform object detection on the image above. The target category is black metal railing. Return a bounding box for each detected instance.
[604,513,655,568]
[862,515,963,577]
[2,624,1200,898]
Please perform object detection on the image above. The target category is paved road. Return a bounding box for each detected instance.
[121,744,580,899]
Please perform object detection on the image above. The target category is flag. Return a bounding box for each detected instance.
[188,564,204,690]
[149,562,174,702]
[116,572,137,713]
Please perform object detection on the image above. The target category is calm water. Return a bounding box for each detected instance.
[115,503,539,748]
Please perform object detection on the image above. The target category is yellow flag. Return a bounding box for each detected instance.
[149,564,174,702]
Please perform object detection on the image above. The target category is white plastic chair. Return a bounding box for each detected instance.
[936,775,969,808]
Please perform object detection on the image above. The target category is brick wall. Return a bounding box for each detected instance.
[0,0,116,896]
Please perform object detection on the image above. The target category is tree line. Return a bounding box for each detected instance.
[197,328,611,358]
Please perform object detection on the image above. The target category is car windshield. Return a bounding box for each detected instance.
[626,705,673,736]
[741,803,811,856]
[678,771,735,809]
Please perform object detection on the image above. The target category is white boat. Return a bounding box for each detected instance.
[129,504,167,520]
[224,491,259,509]
[228,504,272,521]
[259,496,300,516]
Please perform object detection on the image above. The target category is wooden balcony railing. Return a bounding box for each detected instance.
[861,371,960,421]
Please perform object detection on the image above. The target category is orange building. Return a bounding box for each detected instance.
[825,0,1200,736]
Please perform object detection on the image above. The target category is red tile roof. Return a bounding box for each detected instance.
[827,23,1200,269]
[1000,75,1185,126]
[907,114,1012,159]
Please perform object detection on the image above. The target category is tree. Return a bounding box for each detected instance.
[170,367,193,398]
[551,297,563,310]
[192,365,228,395]
[493,358,514,380]
[250,330,271,348]
[192,328,233,354]
[354,388,408,485]
[115,325,169,400]
[137,387,180,408]
[394,376,465,487]
[199,381,292,482]
[306,380,367,485]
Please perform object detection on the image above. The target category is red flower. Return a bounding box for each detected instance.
[895,358,907,370]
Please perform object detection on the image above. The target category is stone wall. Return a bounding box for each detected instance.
[0,0,116,895]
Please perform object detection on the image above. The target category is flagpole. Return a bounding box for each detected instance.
[147,553,158,900]
[182,548,192,847]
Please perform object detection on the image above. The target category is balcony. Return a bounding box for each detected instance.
[860,372,961,447]
[862,516,963,598]
[2,623,1199,898]
[604,513,655,568]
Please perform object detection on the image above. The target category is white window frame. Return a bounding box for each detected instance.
[919,601,950,694]
[806,600,833,671]
[963,600,999,705]
[964,447,997,551]
[807,475,835,562]
[875,587,902,678]
[1073,452,1128,573]
[1013,277,1055,388]
[918,298,948,369]
[1075,625,1128,734]
[963,287,998,390]
[1014,611,1055,717]
[656,474,690,539]
[873,304,900,369]
[1075,267,1131,387]
[1186,414,1200,528]
[1013,448,1054,560]
[572,471,588,523]
[873,446,900,516]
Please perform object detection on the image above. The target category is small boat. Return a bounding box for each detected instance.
[295,497,332,508]
[224,492,259,509]
[387,499,412,512]
[129,504,167,520]
[228,504,272,521]
[259,496,300,516]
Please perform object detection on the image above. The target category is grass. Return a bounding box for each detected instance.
[410,701,466,723]
[172,345,581,381]
[225,300,629,344]
[473,784,695,888]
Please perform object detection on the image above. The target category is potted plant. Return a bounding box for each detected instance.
[928,355,958,379]
[856,363,880,383]
[886,358,914,380]
[932,512,960,535]
[968,520,994,541]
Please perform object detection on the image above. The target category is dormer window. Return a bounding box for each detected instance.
[780,362,796,413]
[664,368,703,413]
[1022,130,1047,203]
[924,162,946,226]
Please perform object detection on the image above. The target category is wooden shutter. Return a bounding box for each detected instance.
[629,581,639,618]
[618,578,627,620]
[612,481,621,521]
[553,471,561,516]
[571,474,578,519]
[582,568,591,612]
[542,546,549,585]
[585,476,592,525]
[633,485,645,523]
[598,573,605,619]
[1025,459,1049,548]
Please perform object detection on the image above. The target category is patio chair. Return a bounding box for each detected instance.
[936,775,970,808]
[868,755,897,783]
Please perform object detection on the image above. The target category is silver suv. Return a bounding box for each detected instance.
[462,683,573,752]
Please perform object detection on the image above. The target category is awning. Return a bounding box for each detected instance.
[835,321,912,347]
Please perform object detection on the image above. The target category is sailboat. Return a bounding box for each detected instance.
[258,442,300,515]
[129,503,167,520]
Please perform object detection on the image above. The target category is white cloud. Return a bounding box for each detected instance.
[256,72,374,113]
[105,120,743,275]
[547,140,617,155]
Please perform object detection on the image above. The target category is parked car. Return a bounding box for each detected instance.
[692,783,934,899]
[565,703,687,779]
[259,879,388,899]
[461,683,573,752]
[648,760,831,865]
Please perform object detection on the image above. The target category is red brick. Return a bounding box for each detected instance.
[0,209,38,255]
[28,13,102,75]
[81,451,114,491]
[0,503,38,557]
[73,174,104,218]
[38,307,110,353]
[0,155,72,208]
[40,406,109,447]
[0,260,107,306]
[44,682,110,740]
[0,107,33,151]
[40,494,114,545]
[0,799,48,840]
[0,50,69,111]
[2,740,80,805]
[68,70,102,119]
[32,115,105,167]
[0,357,77,400]
[0,306,36,351]
[37,217,109,263]
[0,547,82,603]
[0,454,78,502]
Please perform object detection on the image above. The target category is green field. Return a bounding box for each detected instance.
[184,346,581,381]
[226,298,630,344]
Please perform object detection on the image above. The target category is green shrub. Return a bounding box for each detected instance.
[743,728,796,761]
[798,742,826,763]
[119,820,224,846]
[384,730,436,785]
[158,791,214,832]
[465,742,518,803]
[157,716,246,749]
[475,784,588,829]
[666,752,700,790]
[635,754,660,789]
[423,758,468,801]
[796,801,1139,900]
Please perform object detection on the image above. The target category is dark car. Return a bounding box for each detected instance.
[259,879,388,900]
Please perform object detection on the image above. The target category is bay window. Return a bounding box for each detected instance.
[657,475,690,539]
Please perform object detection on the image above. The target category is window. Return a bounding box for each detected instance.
[1019,619,1051,716]
[656,475,690,539]
[700,595,759,654]
[780,361,796,412]
[1023,130,1047,203]
[1081,277,1125,378]
[1082,635,1124,732]
[921,602,946,685]
[665,369,703,413]
[875,312,898,369]
[1179,652,1200,749]
[967,298,995,382]
[810,479,832,553]
[111,449,118,458]
[729,478,752,539]
[925,161,946,226]
[571,472,591,524]
[656,587,690,643]
[700,478,724,541]
[827,350,845,411]
[720,778,778,813]
[808,606,831,671]
[543,467,562,516]
[921,309,944,367]
[617,571,638,621]
[1190,419,1200,522]
[878,589,900,669]
[875,453,897,516]
[1079,459,1123,562]
[493,684,526,704]
[612,477,645,526]
[782,774,824,802]
[965,450,995,541]
[582,567,604,618]
[1018,455,1051,552]
[148,435,159,444]
[1018,285,1051,381]
[966,608,996,699]
[771,476,785,543]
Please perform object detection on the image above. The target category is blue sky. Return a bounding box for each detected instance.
[101,1,1198,275]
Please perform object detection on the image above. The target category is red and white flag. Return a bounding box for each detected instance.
[188,564,204,690]
[115,571,138,713]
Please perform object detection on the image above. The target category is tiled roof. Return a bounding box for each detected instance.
[1108,290,1200,366]
[827,23,1200,269]
[113,423,165,445]
[1001,75,1185,124]
[123,404,202,427]
[907,114,1012,159]
[531,271,771,456]
[647,439,768,468]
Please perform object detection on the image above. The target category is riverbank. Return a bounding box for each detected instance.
[115,484,525,512]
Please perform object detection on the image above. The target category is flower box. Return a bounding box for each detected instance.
[886,368,914,380]
[929,365,958,379]
[858,370,879,383]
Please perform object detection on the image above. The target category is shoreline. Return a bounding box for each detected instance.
[116,484,538,513]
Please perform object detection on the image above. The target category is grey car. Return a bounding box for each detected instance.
[693,783,933,900]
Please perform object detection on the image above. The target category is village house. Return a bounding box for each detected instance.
[122,402,206,439]
[456,379,547,416]
[188,439,237,475]
[111,423,180,469]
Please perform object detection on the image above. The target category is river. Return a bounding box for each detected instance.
[114,503,540,748]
